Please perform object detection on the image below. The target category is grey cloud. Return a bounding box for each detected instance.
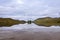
[0,0,60,18]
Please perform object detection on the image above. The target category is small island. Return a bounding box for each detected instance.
[34,17,60,27]
[0,18,26,27]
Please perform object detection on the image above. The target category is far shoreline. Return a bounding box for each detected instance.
[0,17,60,27]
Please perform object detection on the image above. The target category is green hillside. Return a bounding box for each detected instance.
[0,18,26,27]
[34,17,60,27]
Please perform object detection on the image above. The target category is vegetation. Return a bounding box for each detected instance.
[34,17,60,27]
[0,17,60,27]
[27,20,33,24]
[0,18,26,27]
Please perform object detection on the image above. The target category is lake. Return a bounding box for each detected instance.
[0,23,60,40]
[0,23,60,30]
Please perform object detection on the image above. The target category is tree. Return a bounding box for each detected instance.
[27,20,32,24]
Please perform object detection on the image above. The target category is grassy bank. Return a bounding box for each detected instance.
[0,18,26,27]
[34,17,60,27]
[0,17,60,27]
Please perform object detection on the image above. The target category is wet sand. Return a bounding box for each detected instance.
[0,28,60,40]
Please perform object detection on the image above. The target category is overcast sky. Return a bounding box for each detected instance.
[0,0,60,19]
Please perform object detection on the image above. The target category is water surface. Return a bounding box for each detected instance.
[0,23,60,30]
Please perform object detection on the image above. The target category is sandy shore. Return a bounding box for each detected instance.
[0,28,60,40]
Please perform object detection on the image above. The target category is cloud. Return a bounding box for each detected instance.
[0,0,60,18]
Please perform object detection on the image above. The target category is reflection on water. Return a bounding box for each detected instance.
[0,23,60,30]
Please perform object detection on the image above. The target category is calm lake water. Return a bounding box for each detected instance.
[0,23,60,40]
[0,23,60,31]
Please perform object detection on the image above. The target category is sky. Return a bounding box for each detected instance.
[0,0,60,20]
